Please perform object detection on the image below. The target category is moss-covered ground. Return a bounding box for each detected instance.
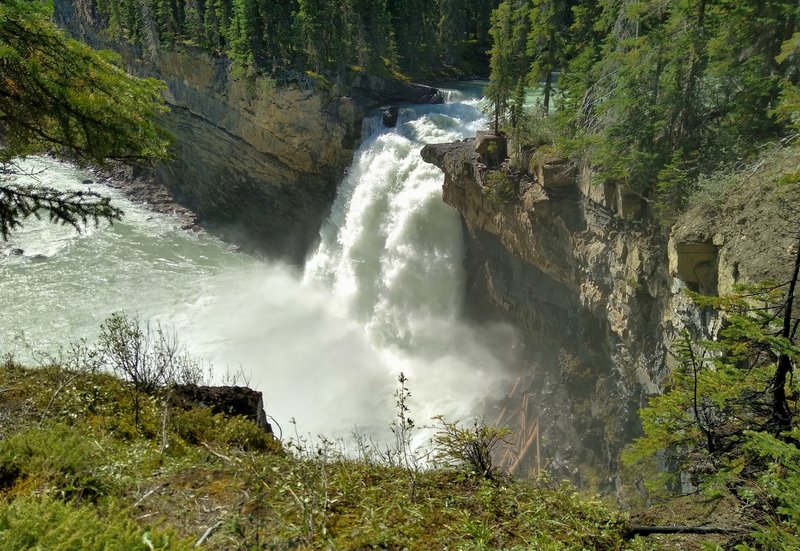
[0,360,738,550]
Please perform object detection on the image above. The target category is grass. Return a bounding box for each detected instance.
[0,358,656,550]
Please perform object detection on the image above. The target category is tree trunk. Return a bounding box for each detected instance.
[543,69,552,115]
[773,232,800,435]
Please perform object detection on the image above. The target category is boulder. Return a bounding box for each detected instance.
[474,131,507,168]
[381,106,399,128]
[169,385,273,434]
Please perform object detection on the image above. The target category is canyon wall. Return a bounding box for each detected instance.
[423,139,798,491]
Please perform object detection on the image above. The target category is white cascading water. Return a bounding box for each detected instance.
[0,84,514,442]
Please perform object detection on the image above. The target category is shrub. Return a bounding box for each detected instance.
[97,312,209,427]
[172,408,279,453]
[0,425,113,502]
[432,416,511,480]
[0,496,191,550]
[484,170,517,205]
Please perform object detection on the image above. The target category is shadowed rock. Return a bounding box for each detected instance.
[170,385,273,434]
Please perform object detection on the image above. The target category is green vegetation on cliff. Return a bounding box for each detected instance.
[486,0,799,216]
[625,272,800,548]
[87,0,502,79]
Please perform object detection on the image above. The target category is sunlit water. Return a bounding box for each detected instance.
[0,83,514,442]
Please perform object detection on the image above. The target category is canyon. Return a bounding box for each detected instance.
[50,0,799,491]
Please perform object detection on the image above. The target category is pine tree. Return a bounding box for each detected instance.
[526,0,568,114]
[624,261,800,543]
[437,0,467,66]
[227,0,263,71]
[184,0,205,45]
[0,0,171,238]
[295,0,329,71]
[486,1,515,134]
[351,0,396,72]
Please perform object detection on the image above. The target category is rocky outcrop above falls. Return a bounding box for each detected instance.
[423,139,800,490]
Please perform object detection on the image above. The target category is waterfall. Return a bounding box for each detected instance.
[296,94,514,440]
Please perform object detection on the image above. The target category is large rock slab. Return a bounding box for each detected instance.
[170,384,273,434]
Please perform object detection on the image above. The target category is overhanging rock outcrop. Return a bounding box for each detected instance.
[423,140,682,490]
[423,138,800,490]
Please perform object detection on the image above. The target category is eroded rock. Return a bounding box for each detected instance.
[424,140,672,491]
[170,384,273,434]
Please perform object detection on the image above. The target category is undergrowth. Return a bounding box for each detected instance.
[0,354,648,549]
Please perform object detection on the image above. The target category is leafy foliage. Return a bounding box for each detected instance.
[484,169,517,204]
[0,177,122,240]
[88,0,503,79]
[0,0,170,238]
[0,496,190,550]
[485,0,800,217]
[0,0,170,164]
[97,312,207,427]
[432,416,511,480]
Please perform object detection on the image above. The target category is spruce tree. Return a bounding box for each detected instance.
[526,0,568,114]
[0,0,171,238]
[486,1,515,134]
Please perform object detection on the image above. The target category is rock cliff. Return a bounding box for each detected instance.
[422,139,799,491]
[53,0,441,263]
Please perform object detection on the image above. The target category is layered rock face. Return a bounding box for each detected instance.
[138,49,362,262]
[423,141,671,489]
[422,139,797,491]
[53,0,440,263]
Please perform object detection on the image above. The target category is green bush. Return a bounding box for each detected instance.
[172,408,279,453]
[484,170,517,205]
[0,425,113,502]
[432,416,511,480]
[0,496,191,550]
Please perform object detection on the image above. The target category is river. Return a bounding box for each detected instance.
[0,83,514,442]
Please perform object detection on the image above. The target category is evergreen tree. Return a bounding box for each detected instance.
[389,0,438,72]
[204,0,231,53]
[295,0,332,71]
[437,0,467,66]
[351,0,396,72]
[508,0,531,126]
[0,0,171,238]
[257,0,295,68]
[625,257,800,544]
[526,0,569,114]
[486,1,515,134]
[546,0,800,213]
[227,0,262,70]
[184,0,205,45]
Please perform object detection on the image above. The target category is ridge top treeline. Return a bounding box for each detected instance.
[87,0,502,78]
[486,0,799,217]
